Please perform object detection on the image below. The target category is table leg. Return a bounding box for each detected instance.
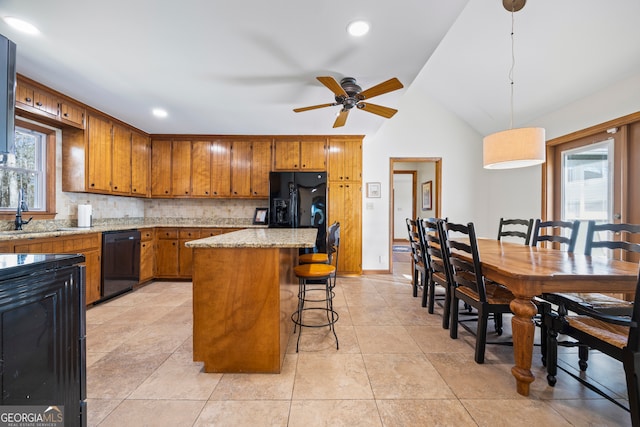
[510,296,538,395]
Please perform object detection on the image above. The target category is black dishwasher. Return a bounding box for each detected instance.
[101,229,140,301]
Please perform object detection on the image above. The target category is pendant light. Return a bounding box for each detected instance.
[483,0,545,169]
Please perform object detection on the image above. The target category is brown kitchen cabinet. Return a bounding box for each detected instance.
[172,141,192,196]
[111,122,132,195]
[211,139,232,197]
[60,101,85,128]
[155,228,179,277]
[151,139,173,196]
[231,140,251,196]
[192,140,213,196]
[131,131,150,196]
[139,228,154,283]
[250,139,272,197]
[328,181,362,275]
[178,229,200,277]
[15,79,59,119]
[87,114,113,193]
[10,233,102,305]
[272,138,326,171]
[327,137,362,182]
[62,111,146,196]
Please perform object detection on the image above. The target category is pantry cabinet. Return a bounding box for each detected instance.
[327,136,363,275]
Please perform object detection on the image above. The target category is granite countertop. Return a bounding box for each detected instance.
[185,228,317,249]
[0,220,266,241]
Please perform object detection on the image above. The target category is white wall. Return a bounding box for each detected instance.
[362,72,640,272]
[362,85,490,271]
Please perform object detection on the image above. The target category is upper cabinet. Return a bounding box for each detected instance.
[148,137,272,199]
[328,137,362,182]
[62,112,149,197]
[15,75,85,129]
[273,138,326,171]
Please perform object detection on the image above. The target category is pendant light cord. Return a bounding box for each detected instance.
[509,3,516,130]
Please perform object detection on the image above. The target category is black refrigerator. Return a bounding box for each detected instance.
[269,171,327,253]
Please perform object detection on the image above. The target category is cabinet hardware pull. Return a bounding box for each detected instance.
[36,102,42,106]
[25,97,31,102]
[64,112,69,117]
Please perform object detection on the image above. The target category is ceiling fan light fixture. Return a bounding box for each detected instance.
[3,16,40,35]
[347,20,369,37]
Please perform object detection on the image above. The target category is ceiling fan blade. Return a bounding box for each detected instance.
[358,102,398,119]
[317,76,348,97]
[293,103,335,113]
[358,77,404,100]
[333,109,349,128]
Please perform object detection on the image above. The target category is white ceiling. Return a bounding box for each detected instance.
[1,0,639,138]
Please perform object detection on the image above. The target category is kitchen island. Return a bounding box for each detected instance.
[185,228,317,373]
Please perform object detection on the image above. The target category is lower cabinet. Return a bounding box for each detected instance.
[155,227,241,279]
[11,233,102,305]
[155,229,179,278]
[139,228,155,283]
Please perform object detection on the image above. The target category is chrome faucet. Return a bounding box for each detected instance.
[15,188,33,230]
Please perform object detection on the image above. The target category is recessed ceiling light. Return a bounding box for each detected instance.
[3,17,40,35]
[152,108,168,118]
[347,20,370,37]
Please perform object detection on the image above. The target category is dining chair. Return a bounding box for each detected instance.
[418,218,453,328]
[443,220,515,363]
[497,217,534,245]
[543,221,640,424]
[406,218,428,299]
[531,219,580,252]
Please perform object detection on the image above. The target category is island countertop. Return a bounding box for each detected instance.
[185,228,317,249]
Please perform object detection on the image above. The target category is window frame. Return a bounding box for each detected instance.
[0,118,56,220]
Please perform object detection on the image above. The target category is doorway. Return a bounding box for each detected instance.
[389,157,442,274]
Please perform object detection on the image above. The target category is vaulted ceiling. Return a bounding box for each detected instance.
[1,0,639,137]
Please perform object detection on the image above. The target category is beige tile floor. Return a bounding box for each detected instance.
[85,258,633,426]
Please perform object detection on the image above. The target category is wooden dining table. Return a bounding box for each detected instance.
[463,238,640,396]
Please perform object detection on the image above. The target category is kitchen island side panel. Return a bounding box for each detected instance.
[192,246,297,373]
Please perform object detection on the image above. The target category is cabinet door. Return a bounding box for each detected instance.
[300,139,326,170]
[84,250,102,305]
[328,138,362,182]
[60,102,85,128]
[131,131,150,196]
[87,114,113,192]
[211,140,231,197]
[231,141,251,196]
[151,140,172,196]
[179,229,200,277]
[192,140,212,197]
[139,240,154,283]
[33,88,59,117]
[328,182,362,275]
[15,81,34,108]
[111,123,132,195]
[156,238,179,277]
[273,140,300,170]
[251,139,271,197]
[172,141,192,196]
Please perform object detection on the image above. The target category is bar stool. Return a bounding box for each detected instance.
[299,221,340,265]
[291,263,339,352]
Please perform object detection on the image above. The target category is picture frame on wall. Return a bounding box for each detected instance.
[253,207,268,225]
[366,182,381,198]
[422,181,432,211]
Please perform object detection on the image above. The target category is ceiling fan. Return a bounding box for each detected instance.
[293,76,404,128]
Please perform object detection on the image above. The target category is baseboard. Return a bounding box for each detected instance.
[362,269,392,275]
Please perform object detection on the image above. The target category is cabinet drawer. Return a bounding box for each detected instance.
[139,228,154,241]
[157,229,178,239]
[179,229,200,239]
